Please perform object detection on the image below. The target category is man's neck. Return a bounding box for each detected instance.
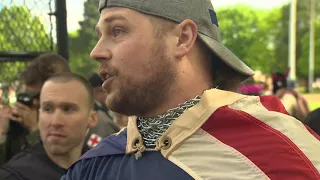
[140,56,213,117]
[44,145,83,169]
[141,82,212,117]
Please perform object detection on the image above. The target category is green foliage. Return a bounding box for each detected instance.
[0,6,50,52]
[273,1,313,75]
[68,0,99,78]
[216,5,279,74]
[0,6,50,83]
[0,62,26,83]
[299,19,320,78]
[69,32,99,79]
[309,101,320,111]
[217,5,260,60]
[217,2,320,79]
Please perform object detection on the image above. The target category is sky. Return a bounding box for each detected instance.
[0,0,290,33]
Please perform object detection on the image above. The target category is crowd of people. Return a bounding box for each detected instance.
[237,69,311,121]
[0,0,320,179]
[0,53,128,179]
[236,69,320,135]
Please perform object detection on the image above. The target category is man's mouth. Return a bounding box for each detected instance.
[48,133,66,138]
[99,70,113,81]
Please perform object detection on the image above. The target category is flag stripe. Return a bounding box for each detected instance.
[260,96,320,141]
[259,96,288,115]
[169,128,270,180]
[253,96,320,174]
[202,104,320,179]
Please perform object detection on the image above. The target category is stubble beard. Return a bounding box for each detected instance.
[109,40,177,117]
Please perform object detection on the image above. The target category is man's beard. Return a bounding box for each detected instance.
[108,41,176,117]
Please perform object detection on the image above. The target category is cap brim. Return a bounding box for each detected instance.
[198,33,255,79]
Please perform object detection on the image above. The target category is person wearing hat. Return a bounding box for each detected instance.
[85,73,120,150]
[62,0,320,179]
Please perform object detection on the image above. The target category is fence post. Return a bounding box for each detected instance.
[55,0,69,61]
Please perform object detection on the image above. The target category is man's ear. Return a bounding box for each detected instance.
[87,110,98,129]
[173,19,198,58]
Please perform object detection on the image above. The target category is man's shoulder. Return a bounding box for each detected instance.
[64,129,128,179]
[203,94,294,129]
[2,142,66,180]
[0,143,42,180]
[5,142,41,162]
[80,128,127,161]
[197,95,320,178]
[1,142,43,171]
[201,94,311,149]
[0,168,21,180]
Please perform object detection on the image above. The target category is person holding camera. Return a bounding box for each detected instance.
[0,52,70,165]
[0,73,98,180]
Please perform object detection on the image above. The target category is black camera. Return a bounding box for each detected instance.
[16,93,40,106]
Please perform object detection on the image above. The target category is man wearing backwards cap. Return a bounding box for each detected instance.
[62,0,320,179]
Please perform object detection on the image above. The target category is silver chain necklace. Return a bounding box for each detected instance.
[137,95,201,148]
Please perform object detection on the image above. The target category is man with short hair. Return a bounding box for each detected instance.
[63,0,320,179]
[0,52,71,164]
[0,73,98,180]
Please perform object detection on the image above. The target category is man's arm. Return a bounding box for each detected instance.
[0,168,21,180]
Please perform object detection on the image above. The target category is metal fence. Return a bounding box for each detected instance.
[0,0,55,61]
[0,0,68,84]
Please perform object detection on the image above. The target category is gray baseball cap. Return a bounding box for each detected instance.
[98,0,255,80]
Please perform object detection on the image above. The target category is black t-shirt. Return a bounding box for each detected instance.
[0,142,66,180]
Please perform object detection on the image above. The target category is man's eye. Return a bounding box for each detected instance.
[42,107,53,112]
[113,28,123,37]
[63,106,75,113]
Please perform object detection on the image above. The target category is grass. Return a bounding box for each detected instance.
[309,101,320,111]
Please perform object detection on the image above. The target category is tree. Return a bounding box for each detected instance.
[68,0,100,78]
[299,19,320,78]
[216,3,320,80]
[0,6,50,83]
[216,5,280,74]
[273,1,320,77]
[247,7,282,74]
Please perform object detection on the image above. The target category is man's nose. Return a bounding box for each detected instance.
[50,110,64,127]
[90,39,112,63]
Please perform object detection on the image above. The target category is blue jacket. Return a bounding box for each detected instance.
[61,129,192,180]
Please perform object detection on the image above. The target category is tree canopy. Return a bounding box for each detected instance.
[0,6,50,83]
